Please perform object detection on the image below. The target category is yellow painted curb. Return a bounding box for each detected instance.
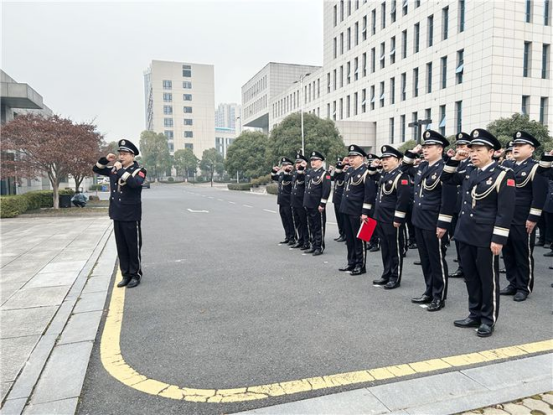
[101,270,553,403]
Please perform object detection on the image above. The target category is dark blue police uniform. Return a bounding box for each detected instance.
[271,157,295,245]
[331,157,347,241]
[291,152,310,250]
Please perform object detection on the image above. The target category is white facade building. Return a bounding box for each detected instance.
[215,127,236,158]
[215,103,241,131]
[243,0,552,153]
[144,60,215,158]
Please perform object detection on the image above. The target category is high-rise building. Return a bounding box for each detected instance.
[215,103,241,131]
[242,0,552,152]
[144,60,215,158]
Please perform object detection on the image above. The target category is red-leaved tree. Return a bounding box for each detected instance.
[1,114,103,208]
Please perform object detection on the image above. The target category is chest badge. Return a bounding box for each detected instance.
[388,180,393,184]
[357,174,361,178]
[465,175,470,179]
[431,174,437,180]
[521,172,527,177]
[486,178,493,185]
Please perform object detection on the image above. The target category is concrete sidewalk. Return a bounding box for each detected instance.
[240,354,552,415]
[0,217,116,415]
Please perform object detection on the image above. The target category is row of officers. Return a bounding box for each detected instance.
[271,129,553,338]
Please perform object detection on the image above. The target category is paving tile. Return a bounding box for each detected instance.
[0,306,57,338]
[520,398,552,414]
[1,286,71,310]
[81,274,111,293]
[23,397,78,415]
[73,291,108,314]
[540,393,553,406]
[0,398,27,415]
[0,282,24,306]
[0,381,13,405]
[0,335,39,383]
[39,260,87,274]
[57,310,103,345]
[24,271,79,289]
[482,408,509,415]
[502,403,532,414]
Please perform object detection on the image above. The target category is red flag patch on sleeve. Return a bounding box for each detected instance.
[507,179,515,187]
[138,171,145,178]
[401,179,408,185]
[326,175,331,180]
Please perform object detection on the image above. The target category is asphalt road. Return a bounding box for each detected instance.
[78,183,553,414]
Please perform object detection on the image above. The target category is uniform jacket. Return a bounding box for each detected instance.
[372,166,411,224]
[331,168,346,205]
[303,167,332,209]
[454,158,472,213]
[291,170,306,208]
[271,170,293,206]
[339,164,377,217]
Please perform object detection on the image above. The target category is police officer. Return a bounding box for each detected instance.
[402,131,457,311]
[331,156,348,242]
[449,132,473,279]
[303,151,332,256]
[271,157,295,245]
[371,145,411,289]
[93,139,147,288]
[442,129,515,337]
[366,153,381,252]
[291,152,310,250]
[538,152,553,258]
[338,145,377,275]
[499,132,548,302]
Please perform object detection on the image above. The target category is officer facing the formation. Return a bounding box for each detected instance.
[339,145,377,276]
[330,156,349,242]
[402,131,457,311]
[370,145,411,289]
[449,132,472,279]
[291,152,310,250]
[271,157,295,245]
[303,151,332,256]
[93,139,147,289]
[442,129,515,337]
[499,132,548,301]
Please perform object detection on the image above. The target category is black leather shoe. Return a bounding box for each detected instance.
[454,317,481,328]
[126,278,140,288]
[477,323,494,337]
[305,248,316,254]
[287,240,296,246]
[117,278,131,288]
[500,286,516,296]
[350,267,366,276]
[336,236,346,242]
[312,249,323,256]
[383,281,400,290]
[300,245,311,250]
[291,242,303,248]
[513,291,528,302]
[413,260,422,265]
[373,278,388,285]
[339,265,355,272]
[499,268,506,274]
[449,269,464,278]
[411,294,432,304]
[427,299,445,312]
[408,243,417,249]
[279,239,290,244]
[369,245,380,252]
[545,251,553,257]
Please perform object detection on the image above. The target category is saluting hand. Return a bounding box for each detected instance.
[412,144,422,154]
[453,149,468,161]
[393,222,401,228]
[490,242,503,256]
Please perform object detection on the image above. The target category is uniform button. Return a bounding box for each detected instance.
[462,211,465,214]
[470,214,473,217]
[119,199,121,201]
[466,191,469,194]
[419,203,421,206]
[464,201,467,204]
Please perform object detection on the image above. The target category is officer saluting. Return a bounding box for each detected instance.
[291,152,310,250]
[93,139,147,288]
[330,156,349,242]
[442,129,515,337]
[402,130,457,311]
[271,157,295,245]
[339,145,377,276]
[303,151,332,256]
[499,132,548,302]
[371,145,411,289]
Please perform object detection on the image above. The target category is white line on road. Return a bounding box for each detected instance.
[229,201,236,204]
[217,199,224,202]
[187,209,209,213]
[208,197,214,199]
[263,209,277,214]
[243,205,253,208]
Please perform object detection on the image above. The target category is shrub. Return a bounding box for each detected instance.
[89,195,100,201]
[89,184,103,191]
[227,183,252,191]
[21,192,42,211]
[167,177,175,182]
[266,184,278,195]
[0,196,29,218]
[251,174,273,187]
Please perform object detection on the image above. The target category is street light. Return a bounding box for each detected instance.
[293,72,311,155]
[408,119,432,144]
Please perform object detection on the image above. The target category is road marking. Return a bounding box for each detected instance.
[229,201,236,204]
[263,209,277,214]
[243,205,253,208]
[208,197,214,199]
[187,209,209,213]
[101,270,553,403]
[217,199,224,202]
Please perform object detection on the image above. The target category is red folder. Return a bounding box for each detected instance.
[357,217,377,242]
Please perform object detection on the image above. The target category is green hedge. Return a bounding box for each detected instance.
[0,189,76,218]
[89,184,104,191]
[251,174,272,187]
[227,183,252,191]
[266,184,278,195]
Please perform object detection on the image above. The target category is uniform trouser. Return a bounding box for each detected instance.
[406,207,416,245]
[333,201,346,237]
[451,214,464,273]
[458,242,500,326]
[415,227,449,301]
[502,226,536,295]
[306,207,326,250]
[279,204,295,240]
[377,222,404,283]
[344,215,367,268]
[114,220,143,281]
[292,206,309,245]
[545,211,553,245]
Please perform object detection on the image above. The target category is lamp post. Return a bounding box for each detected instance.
[293,73,311,155]
[408,119,432,144]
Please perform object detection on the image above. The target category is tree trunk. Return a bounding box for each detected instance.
[52,182,59,209]
[75,176,83,193]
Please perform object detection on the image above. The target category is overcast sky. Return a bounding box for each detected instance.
[1,0,323,142]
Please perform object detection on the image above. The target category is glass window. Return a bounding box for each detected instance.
[401,72,407,101]
[372,9,377,34]
[455,101,463,133]
[334,69,337,90]
[346,95,351,118]
[183,94,192,101]
[380,81,385,107]
[354,57,359,81]
[522,95,530,114]
[402,0,408,15]
[415,0,420,7]
[183,81,192,89]
[542,44,550,78]
[163,80,172,89]
[526,0,532,22]
[381,2,387,29]
[443,7,449,40]
[425,108,432,130]
[163,105,173,115]
[362,88,367,113]
[348,27,351,50]
[414,23,420,53]
[355,22,359,45]
[370,85,376,110]
[546,0,551,25]
[401,114,406,142]
[402,30,407,59]
[164,118,173,127]
[340,98,344,120]
[334,4,338,26]
[426,62,433,93]
[363,53,367,77]
[340,66,344,87]
[185,143,194,150]
[164,130,174,139]
[540,97,548,124]
[184,119,193,125]
[413,67,419,97]
[456,49,464,83]
[363,15,368,40]
[340,33,344,54]
[390,36,396,64]
[428,15,434,47]
[334,37,337,59]
[327,72,331,93]
[390,117,395,143]
[441,56,447,89]
[390,77,395,104]
[459,0,465,32]
[439,105,446,136]
[354,92,358,115]
[163,93,172,102]
[182,65,192,77]
[371,48,376,72]
[184,131,193,138]
[183,106,193,113]
[524,42,531,77]
[380,42,386,69]
[391,0,397,23]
